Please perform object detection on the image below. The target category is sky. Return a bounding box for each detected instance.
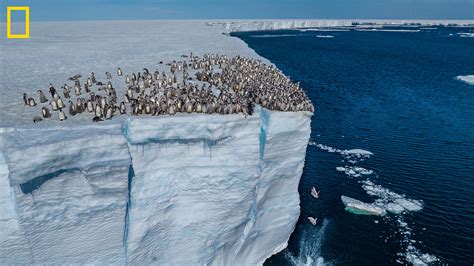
[1,0,473,21]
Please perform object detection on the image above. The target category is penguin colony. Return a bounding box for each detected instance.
[22,54,314,123]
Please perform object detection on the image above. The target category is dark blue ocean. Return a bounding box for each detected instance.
[233,26,474,265]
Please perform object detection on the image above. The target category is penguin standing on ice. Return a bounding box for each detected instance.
[23,93,28,105]
[58,108,67,121]
[117,68,123,76]
[41,106,51,118]
[91,72,97,84]
[28,97,37,107]
[38,90,48,103]
[63,86,71,98]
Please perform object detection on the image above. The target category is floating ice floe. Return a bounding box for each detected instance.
[336,166,373,177]
[457,32,474,38]
[316,35,334,38]
[362,180,423,214]
[455,75,474,85]
[341,195,387,216]
[310,142,373,160]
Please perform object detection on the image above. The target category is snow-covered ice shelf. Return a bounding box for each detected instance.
[0,106,312,264]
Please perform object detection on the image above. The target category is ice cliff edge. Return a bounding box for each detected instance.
[0,107,312,265]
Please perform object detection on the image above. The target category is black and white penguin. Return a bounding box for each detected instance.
[58,108,67,121]
[41,106,51,118]
[63,86,71,98]
[28,97,36,107]
[68,100,77,116]
[91,72,97,84]
[50,99,58,111]
[23,93,28,105]
[38,90,48,103]
[117,68,123,76]
[48,84,56,97]
[76,98,84,113]
[106,72,112,79]
[119,101,126,114]
[105,106,113,120]
[86,99,94,113]
[57,97,64,109]
[74,84,81,96]
[95,104,102,117]
[92,116,102,122]
[33,116,42,123]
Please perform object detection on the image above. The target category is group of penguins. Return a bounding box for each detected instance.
[23,53,314,123]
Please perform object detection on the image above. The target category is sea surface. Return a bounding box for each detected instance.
[233,25,474,265]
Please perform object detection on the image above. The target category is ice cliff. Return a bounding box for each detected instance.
[0,107,312,264]
[207,19,474,32]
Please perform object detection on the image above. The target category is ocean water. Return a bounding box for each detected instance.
[233,26,474,265]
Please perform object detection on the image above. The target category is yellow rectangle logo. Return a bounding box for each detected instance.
[7,6,30,39]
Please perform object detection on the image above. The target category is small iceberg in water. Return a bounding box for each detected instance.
[456,75,474,85]
[316,35,334,38]
[341,195,386,216]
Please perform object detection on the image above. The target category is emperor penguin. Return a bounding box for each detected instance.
[87,99,94,113]
[49,84,56,97]
[63,86,71,98]
[68,101,77,116]
[58,108,67,121]
[41,106,51,118]
[117,68,123,76]
[76,98,84,113]
[38,90,48,103]
[119,101,126,114]
[74,84,81,96]
[91,72,97,84]
[33,116,43,123]
[23,93,28,105]
[28,97,37,107]
[57,97,65,109]
[95,104,102,117]
[87,78,93,87]
[105,106,113,120]
[50,99,58,111]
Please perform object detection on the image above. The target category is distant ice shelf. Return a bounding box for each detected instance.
[0,107,312,264]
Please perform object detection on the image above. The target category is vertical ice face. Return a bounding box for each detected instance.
[0,153,33,264]
[124,108,312,265]
[0,109,312,264]
[0,125,131,264]
[124,113,262,264]
[231,109,313,264]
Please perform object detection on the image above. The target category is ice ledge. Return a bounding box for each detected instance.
[0,109,312,264]
[206,19,474,32]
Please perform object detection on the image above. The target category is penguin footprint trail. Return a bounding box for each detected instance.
[22,53,314,123]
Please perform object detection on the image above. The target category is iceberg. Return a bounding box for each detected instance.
[0,107,312,264]
[341,195,386,216]
[456,75,474,85]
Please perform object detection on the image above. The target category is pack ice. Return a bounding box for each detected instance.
[0,107,312,264]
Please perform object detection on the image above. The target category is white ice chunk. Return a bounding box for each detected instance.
[341,195,386,216]
[456,75,474,85]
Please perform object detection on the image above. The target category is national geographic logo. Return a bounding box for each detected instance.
[6,6,30,38]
